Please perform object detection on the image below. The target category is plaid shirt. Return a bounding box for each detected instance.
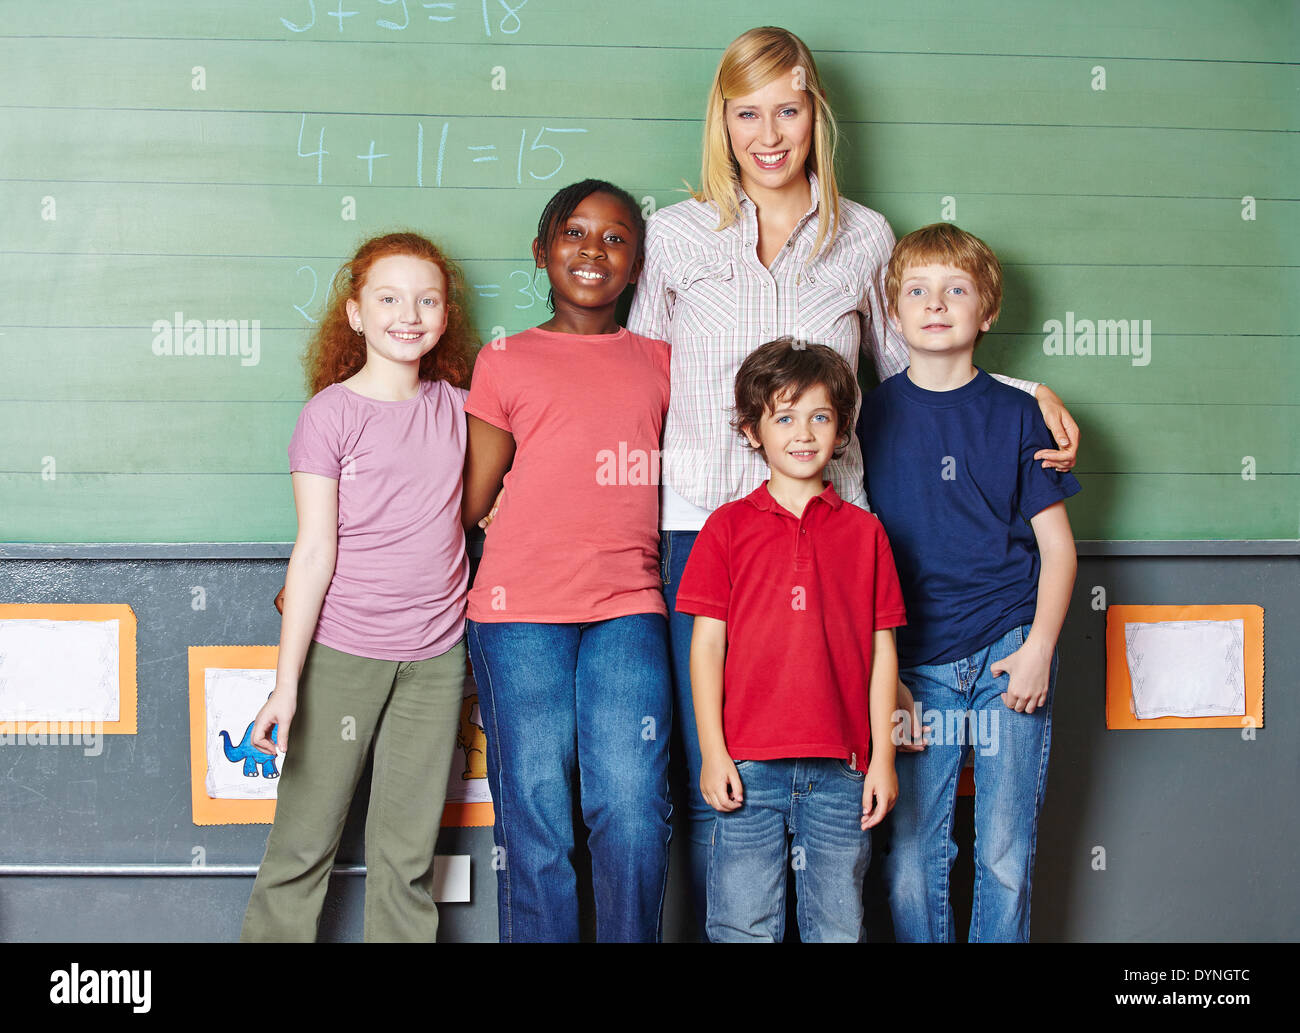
[628,174,1036,512]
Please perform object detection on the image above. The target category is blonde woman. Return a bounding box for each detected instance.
[627,25,1079,935]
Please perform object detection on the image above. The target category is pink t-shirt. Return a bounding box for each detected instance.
[465,326,670,623]
[288,378,468,660]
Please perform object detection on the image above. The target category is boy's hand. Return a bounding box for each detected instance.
[991,639,1052,714]
[893,679,927,752]
[861,759,898,830]
[700,753,744,812]
[251,689,296,755]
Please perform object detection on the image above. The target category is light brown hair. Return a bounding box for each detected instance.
[886,223,1003,342]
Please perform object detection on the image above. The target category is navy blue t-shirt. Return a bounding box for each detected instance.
[857,369,1080,667]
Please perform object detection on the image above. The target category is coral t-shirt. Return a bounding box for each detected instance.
[465,326,670,623]
[288,378,468,660]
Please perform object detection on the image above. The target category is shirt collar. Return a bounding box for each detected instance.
[737,170,821,225]
[743,478,844,515]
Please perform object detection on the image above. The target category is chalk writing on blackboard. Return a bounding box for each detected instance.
[280,0,530,37]
[296,115,587,187]
[291,262,548,322]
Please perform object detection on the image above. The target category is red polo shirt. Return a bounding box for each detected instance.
[676,482,907,767]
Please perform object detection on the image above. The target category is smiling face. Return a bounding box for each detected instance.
[533,190,640,319]
[345,254,447,368]
[724,71,814,199]
[744,383,839,487]
[892,263,992,359]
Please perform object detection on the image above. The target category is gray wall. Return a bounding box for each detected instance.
[0,551,1295,942]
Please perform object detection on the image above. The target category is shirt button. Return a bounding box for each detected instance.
[808,275,816,284]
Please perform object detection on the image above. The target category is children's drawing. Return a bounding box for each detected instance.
[444,680,491,806]
[0,618,120,722]
[1125,618,1246,719]
[457,694,486,780]
[204,667,280,801]
[219,720,279,778]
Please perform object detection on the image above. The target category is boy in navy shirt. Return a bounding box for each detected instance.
[677,340,908,942]
[857,223,1080,942]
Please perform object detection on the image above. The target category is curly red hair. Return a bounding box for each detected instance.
[304,232,476,396]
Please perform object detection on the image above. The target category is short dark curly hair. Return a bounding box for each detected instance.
[730,338,858,460]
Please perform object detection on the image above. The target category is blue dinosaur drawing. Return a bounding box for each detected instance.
[219,721,279,778]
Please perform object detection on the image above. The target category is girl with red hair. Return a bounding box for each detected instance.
[241,232,477,942]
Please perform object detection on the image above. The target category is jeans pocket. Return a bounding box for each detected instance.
[836,760,866,782]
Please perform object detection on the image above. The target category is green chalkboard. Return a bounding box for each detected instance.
[1,0,1296,542]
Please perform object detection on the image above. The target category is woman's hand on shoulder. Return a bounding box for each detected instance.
[1032,384,1080,472]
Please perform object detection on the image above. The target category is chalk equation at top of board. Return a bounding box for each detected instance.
[279,0,533,38]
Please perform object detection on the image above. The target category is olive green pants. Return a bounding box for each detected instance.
[240,638,465,942]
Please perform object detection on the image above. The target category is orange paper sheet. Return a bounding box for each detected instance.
[189,646,280,826]
[1105,604,1264,730]
[0,603,137,735]
[188,645,494,827]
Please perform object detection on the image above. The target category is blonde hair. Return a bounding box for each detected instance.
[694,27,841,259]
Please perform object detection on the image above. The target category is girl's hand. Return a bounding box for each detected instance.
[1032,385,1080,472]
[861,759,898,830]
[478,487,504,530]
[251,689,297,755]
[273,585,285,614]
[700,753,744,812]
[991,640,1052,714]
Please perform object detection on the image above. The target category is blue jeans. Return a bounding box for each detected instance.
[466,614,672,942]
[707,758,872,943]
[883,622,1056,943]
[659,529,712,932]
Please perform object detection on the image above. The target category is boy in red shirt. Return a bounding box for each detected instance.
[676,339,907,942]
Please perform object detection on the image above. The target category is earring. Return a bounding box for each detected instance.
[353,324,364,336]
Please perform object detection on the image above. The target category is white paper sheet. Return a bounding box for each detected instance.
[1125,619,1246,719]
[432,855,471,902]
[0,619,120,721]
[204,667,280,800]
